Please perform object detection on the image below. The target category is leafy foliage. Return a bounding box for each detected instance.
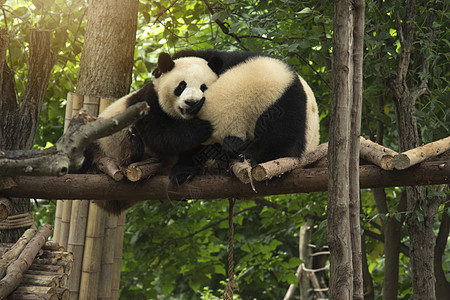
[1,0,87,148]
[120,194,327,299]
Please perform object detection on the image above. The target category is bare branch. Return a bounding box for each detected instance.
[1,160,448,201]
[0,101,149,177]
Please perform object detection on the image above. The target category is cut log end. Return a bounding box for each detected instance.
[124,158,161,182]
[251,165,268,181]
[124,165,142,182]
[380,155,395,170]
[231,160,252,184]
[393,154,411,170]
[0,197,13,221]
[95,157,124,181]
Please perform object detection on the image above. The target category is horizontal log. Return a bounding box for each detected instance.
[1,160,448,201]
[7,291,58,300]
[394,136,450,170]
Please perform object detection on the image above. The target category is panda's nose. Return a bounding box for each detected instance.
[184,97,205,115]
[185,100,198,107]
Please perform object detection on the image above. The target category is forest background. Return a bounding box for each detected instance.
[1,0,449,299]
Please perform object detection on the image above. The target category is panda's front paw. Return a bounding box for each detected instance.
[222,136,245,155]
[169,164,197,186]
[192,119,213,143]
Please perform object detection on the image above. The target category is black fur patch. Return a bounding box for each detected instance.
[153,52,175,78]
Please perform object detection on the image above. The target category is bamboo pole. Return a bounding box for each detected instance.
[98,213,118,299]
[59,201,72,249]
[63,94,125,300]
[71,94,84,117]
[111,212,126,299]
[99,98,114,115]
[83,95,100,116]
[64,92,74,132]
[79,201,105,298]
[98,97,123,299]
[53,202,63,245]
[67,200,89,300]
[55,93,85,248]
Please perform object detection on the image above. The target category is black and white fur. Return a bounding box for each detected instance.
[88,53,219,214]
[166,50,320,165]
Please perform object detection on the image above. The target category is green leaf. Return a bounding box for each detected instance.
[212,11,230,22]
[189,279,201,292]
[298,7,312,15]
[250,27,267,35]
[283,272,299,285]
[287,257,303,268]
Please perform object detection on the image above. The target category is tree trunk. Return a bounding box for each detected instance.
[388,1,442,298]
[350,0,365,298]
[76,0,139,98]
[361,232,374,300]
[327,0,354,298]
[71,0,139,298]
[373,189,407,299]
[435,200,450,299]
[0,29,56,242]
[299,219,312,299]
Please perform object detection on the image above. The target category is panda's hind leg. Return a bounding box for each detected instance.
[169,146,209,186]
[221,135,261,167]
[116,127,145,168]
[81,127,145,177]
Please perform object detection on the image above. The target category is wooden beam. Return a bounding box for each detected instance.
[1,160,448,201]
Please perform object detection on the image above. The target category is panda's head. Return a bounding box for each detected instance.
[153,52,218,119]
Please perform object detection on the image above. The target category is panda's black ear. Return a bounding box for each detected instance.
[157,52,175,74]
[208,55,224,74]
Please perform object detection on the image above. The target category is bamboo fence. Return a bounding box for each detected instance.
[54,92,126,300]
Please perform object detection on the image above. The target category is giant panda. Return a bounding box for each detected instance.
[87,53,219,213]
[164,50,320,165]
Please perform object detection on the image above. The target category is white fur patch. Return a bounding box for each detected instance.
[198,56,296,144]
[96,95,133,159]
[153,57,218,119]
[298,75,320,154]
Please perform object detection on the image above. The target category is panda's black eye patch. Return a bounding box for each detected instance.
[200,84,208,92]
[174,81,187,96]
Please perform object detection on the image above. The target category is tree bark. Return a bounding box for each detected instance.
[373,189,407,299]
[327,0,354,298]
[434,199,450,299]
[388,1,442,298]
[0,225,53,299]
[394,136,450,170]
[361,231,374,300]
[1,160,448,201]
[350,0,365,298]
[0,29,56,242]
[71,1,139,298]
[76,0,139,98]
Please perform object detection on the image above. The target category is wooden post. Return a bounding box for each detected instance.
[59,92,126,300]
[67,200,89,300]
[59,201,72,249]
[98,214,118,298]
[111,213,126,299]
[79,202,105,299]
[327,0,354,298]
